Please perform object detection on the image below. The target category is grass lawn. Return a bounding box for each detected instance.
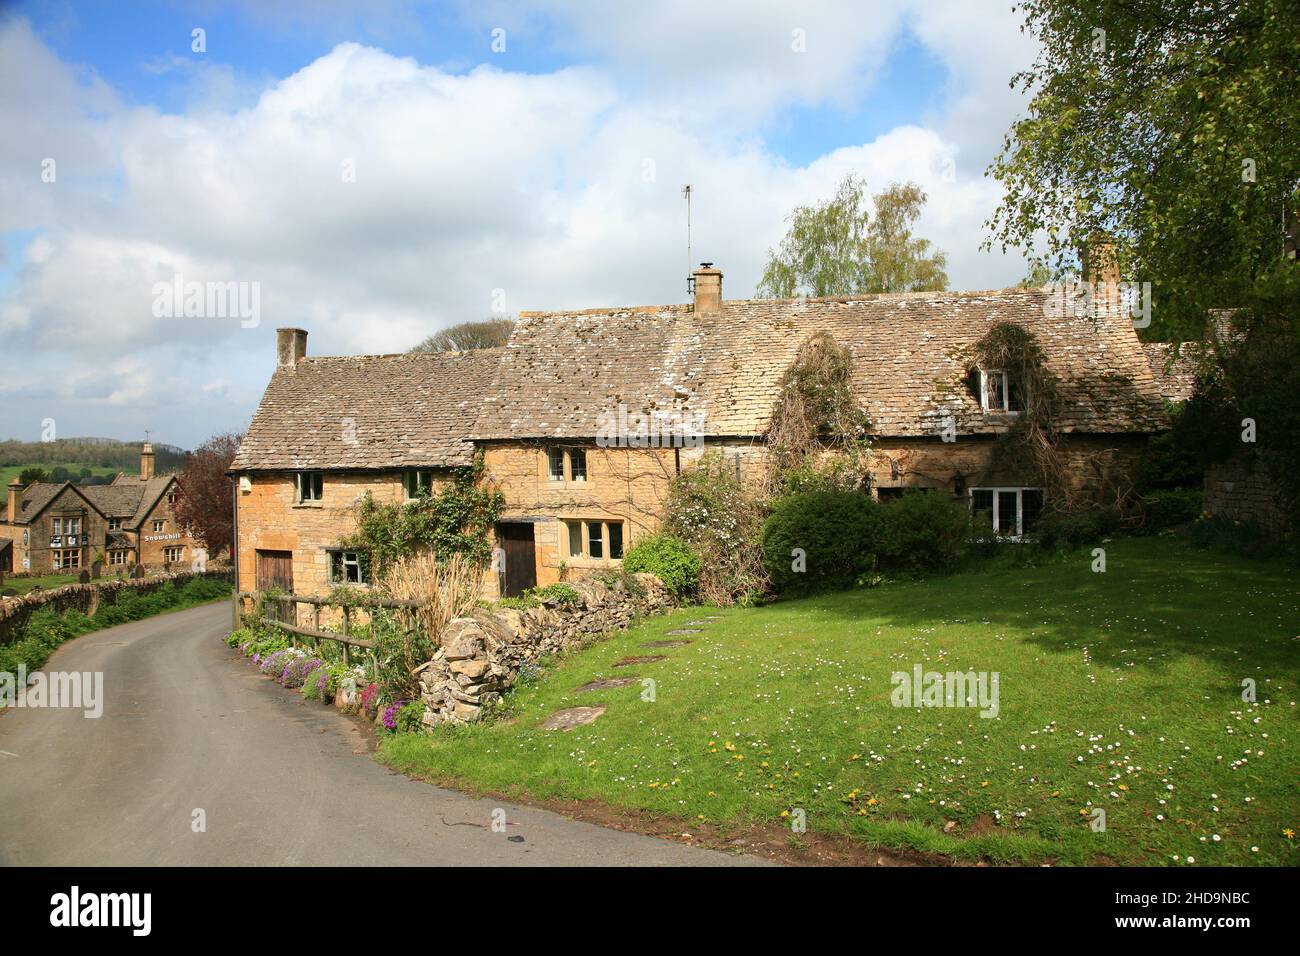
[381,537,1300,866]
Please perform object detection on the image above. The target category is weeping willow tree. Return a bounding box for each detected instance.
[765,331,872,494]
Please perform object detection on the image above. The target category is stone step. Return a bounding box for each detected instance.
[540,705,606,730]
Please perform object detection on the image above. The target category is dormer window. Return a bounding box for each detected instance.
[108,518,122,531]
[980,369,1024,414]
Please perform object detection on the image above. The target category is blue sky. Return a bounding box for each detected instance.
[0,1,1036,447]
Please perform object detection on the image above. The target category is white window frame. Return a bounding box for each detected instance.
[153,519,165,533]
[969,487,1043,540]
[108,517,122,531]
[110,549,128,565]
[979,369,1023,414]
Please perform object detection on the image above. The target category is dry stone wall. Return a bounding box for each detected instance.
[0,569,233,645]
[418,572,672,726]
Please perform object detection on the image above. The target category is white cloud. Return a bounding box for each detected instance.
[0,7,1037,445]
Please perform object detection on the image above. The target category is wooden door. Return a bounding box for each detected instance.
[255,549,294,622]
[497,523,536,598]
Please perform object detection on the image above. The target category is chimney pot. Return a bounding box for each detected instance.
[277,327,309,368]
[691,263,722,314]
[140,442,156,480]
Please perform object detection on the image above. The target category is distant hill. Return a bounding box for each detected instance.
[0,438,189,484]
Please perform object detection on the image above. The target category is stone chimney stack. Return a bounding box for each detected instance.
[277,327,308,368]
[1084,237,1121,310]
[692,263,723,314]
[140,442,156,480]
[7,478,19,523]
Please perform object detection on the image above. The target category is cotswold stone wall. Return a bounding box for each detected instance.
[418,572,672,726]
[0,569,233,645]
[1205,456,1292,535]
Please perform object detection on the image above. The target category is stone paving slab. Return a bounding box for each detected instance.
[541,706,606,730]
[575,677,640,693]
[613,655,667,667]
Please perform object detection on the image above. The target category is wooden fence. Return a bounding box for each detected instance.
[235,590,423,672]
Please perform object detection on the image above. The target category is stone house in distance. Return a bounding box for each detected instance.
[231,258,1169,607]
[0,443,198,574]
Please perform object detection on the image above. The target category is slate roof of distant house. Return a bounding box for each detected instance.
[230,349,504,472]
[1142,343,1201,404]
[470,289,1170,440]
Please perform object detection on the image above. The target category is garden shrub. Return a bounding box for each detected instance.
[1137,488,1202,534]
[761,488,882,594]
[532,583,580,606]
[661,455,768,604]
[877,490,971,572]
[621,533,702,599]
[281,655,323,689]
[1033,508,1121,550]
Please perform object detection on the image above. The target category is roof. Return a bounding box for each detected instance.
[1142,343,1200,404]
[6,475,175,528]
[230,348,504,472]
[472,288,1170,440]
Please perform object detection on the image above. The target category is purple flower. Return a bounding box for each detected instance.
[381,699,407,731]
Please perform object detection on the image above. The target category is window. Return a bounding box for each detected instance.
[167,491,178,506]
[569,447,587,482]
[153,519,165,533]
[328,549,366,584]
[877,487,906,501]
[66,517,81,535]
[404,469,434,500]
[108,518,122,531]
[296,471,323,503]
[22,529,29,545]
[546,447,565,482]
[110,550,128,566]
[565,519,625,561]
[970,488,1043,539]
[53,549,80,570]
[52,517,61,536]
[163,546,184,563]
[980,369,1024,413]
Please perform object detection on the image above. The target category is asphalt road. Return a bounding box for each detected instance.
[0,602,760,866]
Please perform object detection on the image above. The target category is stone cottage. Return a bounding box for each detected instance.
[230,259,1169,604]
[0,443,197,574]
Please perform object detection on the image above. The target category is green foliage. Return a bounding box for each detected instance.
[341,458,504,578]
[621,533,702,599]
[1188,515,1297,564]
[878,491,971,573]
[987,0,1300,338]
[1032,508,1121,551]
[395,700,426,733]
[1135,403,1207,492]
[591,568,646,598]
[661,455,768,605]
[367,608,433,703]
[532,583,581,606]
[761,488,882,594]
[0,576,231,676]
[1137,489,1203,535]
[757,176,948,298]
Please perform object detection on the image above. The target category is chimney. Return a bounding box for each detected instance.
[140,442,156,480]
[692,263,722,314]
[1084,237,1121,310]
[277,327,308,368]
[7,478,18,523]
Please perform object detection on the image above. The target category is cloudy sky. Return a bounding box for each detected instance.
[0,0,1039,449]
